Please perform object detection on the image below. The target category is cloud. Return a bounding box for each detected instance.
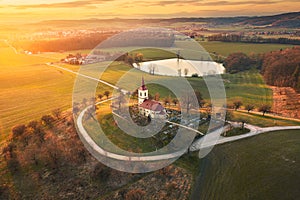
[193,0,282,6]
[12,0,112,9]
[115,0,282,9]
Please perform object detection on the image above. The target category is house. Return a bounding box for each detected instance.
[138,77,167,119]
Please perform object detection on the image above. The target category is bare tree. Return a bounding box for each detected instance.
[259,104,271,116]
[163,96,171,107]
[98,94,104,101]
[233,100,243,111]
[52,108,62,120]
[104,91,110,99]
[245,104,255,113]
[184,68,189,77]
[172,98,178,107]
[12,124,26,138]
[154,92,160,101]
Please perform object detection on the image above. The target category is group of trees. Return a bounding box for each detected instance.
[13,33,112,53]
[3,109,87,174]
[223,52,263,73]
[208,34,300,45]
[230,100,271,116]
[261,47,300,91]
[224,47,300,92]
[98,91,111,101]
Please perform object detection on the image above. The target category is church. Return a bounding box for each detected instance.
[138,78,167,119]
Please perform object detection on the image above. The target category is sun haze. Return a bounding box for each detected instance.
[0,0,299,24]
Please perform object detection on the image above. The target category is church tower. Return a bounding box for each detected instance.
[138,77,148,105]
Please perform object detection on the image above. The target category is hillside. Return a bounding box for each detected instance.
[0,111,193,199]
[33,12,300,28]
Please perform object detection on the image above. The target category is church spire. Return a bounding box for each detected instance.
[142,76,145,87]
[140,76,147,90]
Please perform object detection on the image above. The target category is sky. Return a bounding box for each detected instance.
[0,0,299,23]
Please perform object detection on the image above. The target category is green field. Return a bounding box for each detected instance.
[99,63,272,107]
[231,111,300,127]
[192,130,300,200]
[199,41,296,57]
[0,40,298,140]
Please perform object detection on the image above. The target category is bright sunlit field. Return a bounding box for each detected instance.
[0,41,75,139]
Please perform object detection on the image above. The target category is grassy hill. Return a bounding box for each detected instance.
[192,129,300,200]
[199,41,296,57]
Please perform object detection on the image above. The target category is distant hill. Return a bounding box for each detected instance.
[237,12,300,28]
[34,12,300,28]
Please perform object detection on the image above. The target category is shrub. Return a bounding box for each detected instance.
[125,189,145,200]
[12,124,26,138]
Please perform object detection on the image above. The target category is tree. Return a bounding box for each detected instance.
[238,117,248,129]
[12,124,26,138]
[134,53,143,63]
[148,64,156,75]
[154,92,160,101]
[172,98,178,107]
[184,68,189,76]
[98,94,104,101]
[225,110,233,122]
[259,104,271,116]
[245,104,255,113]
[125,189,145,200]
[41,115,55,127]
[52,108,62,120]
[104,91,110,99]
[163,96,171,107]
[233,100,243,111]
[223,52,251,73]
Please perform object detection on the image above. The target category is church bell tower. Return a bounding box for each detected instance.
[138,77,148,105]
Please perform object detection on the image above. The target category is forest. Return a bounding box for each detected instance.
[12,33,112,53]
[261,47,300,91]
[223,47,300,91]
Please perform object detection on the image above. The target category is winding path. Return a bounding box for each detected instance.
[4,39,299,162]
[190,123,300,151]
[46,61,300,161]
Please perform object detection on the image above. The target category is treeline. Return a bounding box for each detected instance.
[223,47,300,91]
[12,33,112,53]
[223,52,263,73]
[208,34,300,45]
[261,47,300,91]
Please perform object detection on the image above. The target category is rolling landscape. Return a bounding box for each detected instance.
[0,1,300,199]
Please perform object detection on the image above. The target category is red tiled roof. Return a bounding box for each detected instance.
[139,99,164,111]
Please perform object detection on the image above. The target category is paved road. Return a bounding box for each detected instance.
[77,103,187,161]
[47,63,300,160]
[79,99,300,162]
[190,123,300,151]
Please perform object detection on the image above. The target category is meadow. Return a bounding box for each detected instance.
[199,41,296,57]
[231,110,300,127]
[0,42,75,139]
[0,40,298,140]
[192,129,300,200]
